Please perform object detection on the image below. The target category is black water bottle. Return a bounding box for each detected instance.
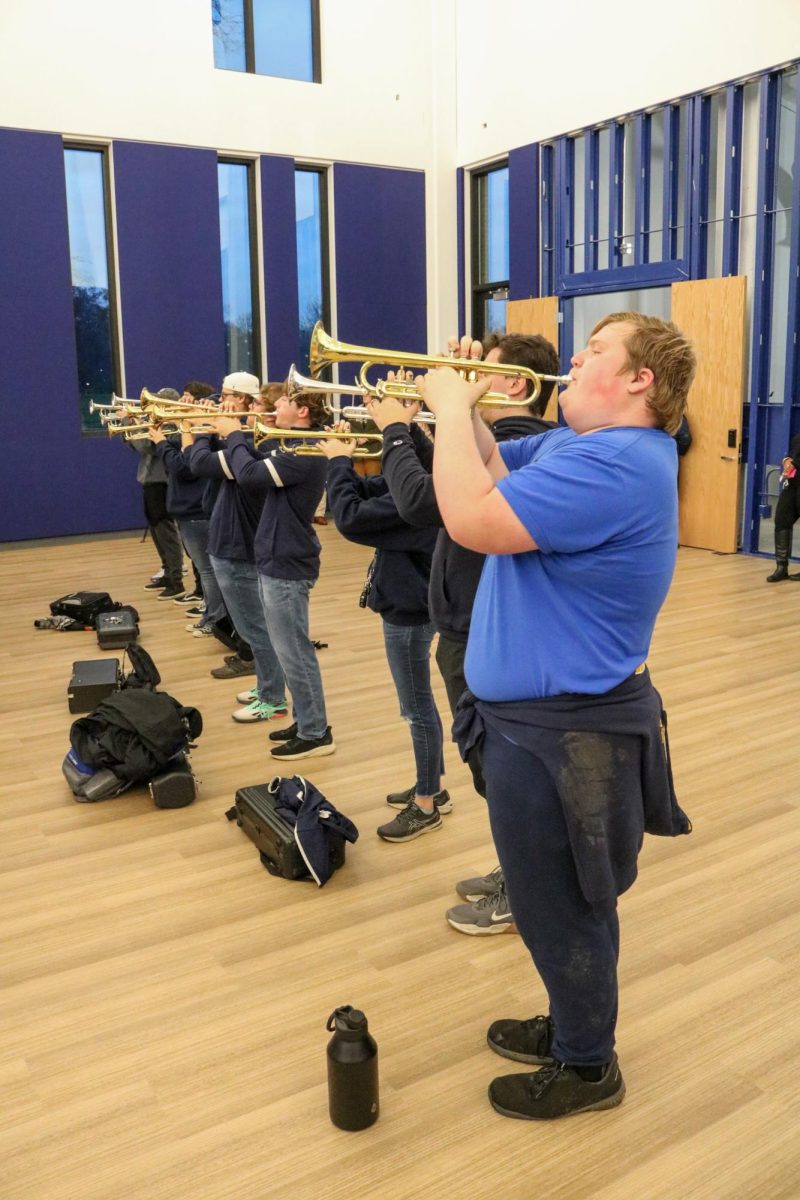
[326,1005,379,1130]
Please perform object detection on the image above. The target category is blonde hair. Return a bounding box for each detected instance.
[591,312,697,435]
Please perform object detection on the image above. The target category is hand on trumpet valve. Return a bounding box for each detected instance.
[446,334,483,362]
[364,383,418,431]
[316,421,358,459]
[417,365,491,417]
[214,414,244,438]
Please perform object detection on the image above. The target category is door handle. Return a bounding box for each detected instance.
[720,455,738,462]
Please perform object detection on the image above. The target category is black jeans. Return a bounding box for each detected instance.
[482,725,620,1066]
[435,632,486,797]
[142,484,182,587]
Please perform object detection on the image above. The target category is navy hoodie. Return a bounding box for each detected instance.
[154,439,206,518]
[381,414,555,641]
[225,428,327,580]
[325,457,438,626]
[187,433,267,561]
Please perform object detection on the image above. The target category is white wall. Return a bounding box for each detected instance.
[455,0,800,164]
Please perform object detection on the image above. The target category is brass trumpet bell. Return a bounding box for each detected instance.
[308,322,570,407]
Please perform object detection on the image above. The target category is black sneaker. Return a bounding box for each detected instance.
[386,785,452,814]
[210,656,256,679]
[488,1055,625,1120]
[270,727,335,761]
[174,592,202,606]
[377,799,442,842]
[157,584,186,601]
[455,865,504,901]
[487,1015,554,1063]
[446,882,516,936]
[184,605,206,618]
[268,721,298,742]
[143,577,165,591]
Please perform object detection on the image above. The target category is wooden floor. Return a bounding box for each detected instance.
[2,531,799,1200]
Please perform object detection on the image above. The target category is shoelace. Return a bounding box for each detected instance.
[473,880,507,912]
[528,1062,567,1099]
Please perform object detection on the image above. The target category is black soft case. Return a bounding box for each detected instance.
[149,754,196,809]
[67,658,121,713]
[96,610,139,649]
[230,783,346,880]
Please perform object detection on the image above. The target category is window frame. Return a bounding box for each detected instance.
[217,155,263,379]
[294,164,331,375]
[63,140,122,435]
[470,160,510,338]
[214,0,321,83]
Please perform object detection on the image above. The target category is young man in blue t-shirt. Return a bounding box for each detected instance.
[420,312,697,1120]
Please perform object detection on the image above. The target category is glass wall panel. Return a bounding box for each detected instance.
[647,110,665,262]
[596,126,610,270]
[706,91,728,278]
[572,135,586,273]
[212,0,247,71]
[482,297,507,337]
[218,161,258,375]
[295,168,326,374]
[475,166,509,283]
[675,103,688,260]
[621,119,636,266]
[569,287,671,358]
[740,81,762,408]
[768,68,797,405]
[64,147,117,434]
[254,0,315,82]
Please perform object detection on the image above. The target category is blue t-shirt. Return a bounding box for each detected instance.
[465,425,678,700]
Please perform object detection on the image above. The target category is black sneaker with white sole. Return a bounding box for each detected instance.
[455,865,504,902]
[486,1015,554,1063]
[488,1055,625,1120]
[269,727,335,761]
[157,584,186,601]
[377,799,442,842]
[386,785,452,814]
[268,721,298,742]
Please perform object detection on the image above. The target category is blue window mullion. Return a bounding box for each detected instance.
[663,106,680,260]
[540,145,554,296]
[554,137,570,291]
[633,115,647,264]
[690,96,710,279]
[585,131,599,273]
[722,84,743,276]
[564,137,575,276]
[778,80,800,460]
[609,123,624,268]
[743,74,779,553]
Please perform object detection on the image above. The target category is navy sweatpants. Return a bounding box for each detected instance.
[482,725,620,1066]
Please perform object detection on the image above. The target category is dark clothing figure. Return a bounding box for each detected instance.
[767,432,800,581]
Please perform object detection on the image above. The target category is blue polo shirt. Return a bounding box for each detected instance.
[465,425,678,700]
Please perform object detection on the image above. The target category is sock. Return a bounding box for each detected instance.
[572,1063,607,1082]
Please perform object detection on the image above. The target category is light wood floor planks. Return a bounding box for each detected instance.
[1,531,799,1200]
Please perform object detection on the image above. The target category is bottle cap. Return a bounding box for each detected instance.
[326,1005,369,1038]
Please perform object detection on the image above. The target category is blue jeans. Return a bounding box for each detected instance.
[382,620,443,796]
[482,726,620,1066]
[209,555,287,706]
[258,575,328,740]
[178,518,226,625]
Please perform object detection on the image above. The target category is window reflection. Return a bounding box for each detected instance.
[295,168,326,374]
[64,147,116,434]
[473,164,509,337]
[212,0,319,82]
[218,161,258,374]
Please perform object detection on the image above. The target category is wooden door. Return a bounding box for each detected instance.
[671,277,746,553]
[506,297,560,422]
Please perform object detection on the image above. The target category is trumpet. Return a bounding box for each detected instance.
[308,323,571,406]
[252,420,382,458]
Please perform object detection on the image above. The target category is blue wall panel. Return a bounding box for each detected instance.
[114,141,226,395]
[0,129,142,541]
[509,143,539,300]
[333,164,426,383]
[260,154,299,381]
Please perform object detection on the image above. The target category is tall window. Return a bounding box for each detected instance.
[63,146,118,434]
[471,164,509,337]
[218,160,260,375]
[295,168,329,374]
[212,0,320,82]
